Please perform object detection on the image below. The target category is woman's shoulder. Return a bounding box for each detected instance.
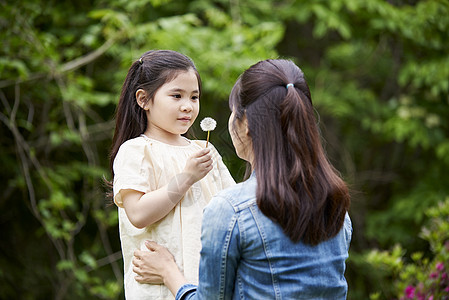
[202,178,257,233]
[211,176,257,212]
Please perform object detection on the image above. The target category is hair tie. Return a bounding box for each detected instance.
[139,57,143,65]
[286,83,294,89]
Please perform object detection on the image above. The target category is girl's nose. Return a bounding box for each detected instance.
[180,101,193,112]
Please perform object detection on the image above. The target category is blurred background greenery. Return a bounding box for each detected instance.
[1,0,448,299]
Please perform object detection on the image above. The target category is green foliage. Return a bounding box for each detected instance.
[362,198,449,299]
[1,0,448,298]
[0,0,281,298]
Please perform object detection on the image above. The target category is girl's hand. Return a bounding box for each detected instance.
[183,148,213,184]
[133,241,176,284]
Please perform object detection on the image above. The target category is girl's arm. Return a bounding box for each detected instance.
[122,148,213,228]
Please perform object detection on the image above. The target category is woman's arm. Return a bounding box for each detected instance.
[122,148,213,228]
[191,196,240,298]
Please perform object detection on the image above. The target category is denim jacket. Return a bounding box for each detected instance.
[176,173,352,300]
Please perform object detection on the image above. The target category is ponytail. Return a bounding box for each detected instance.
[229,59,350,245]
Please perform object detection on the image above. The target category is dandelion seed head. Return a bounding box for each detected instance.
[200,117,217,131]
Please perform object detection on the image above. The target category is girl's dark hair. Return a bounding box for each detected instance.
[229,59,350,245]
[109,50,201,176]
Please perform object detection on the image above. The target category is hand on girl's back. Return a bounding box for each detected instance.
[183,148,213,184]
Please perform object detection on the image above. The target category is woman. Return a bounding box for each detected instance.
[132,59,352,299]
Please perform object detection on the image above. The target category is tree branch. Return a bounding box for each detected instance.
[60,36,118,73]
[0,34,119,89]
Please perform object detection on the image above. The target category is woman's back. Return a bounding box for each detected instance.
[195,173,352,300]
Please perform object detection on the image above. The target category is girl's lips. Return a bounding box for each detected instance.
[178,117,191,122]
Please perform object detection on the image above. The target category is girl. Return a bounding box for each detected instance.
[110,50,235,299]
[132,59,352,299]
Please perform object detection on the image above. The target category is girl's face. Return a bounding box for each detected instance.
[143,69,200,144]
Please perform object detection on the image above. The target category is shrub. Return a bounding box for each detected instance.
[365,198,449,300]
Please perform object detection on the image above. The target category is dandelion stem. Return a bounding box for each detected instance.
[206,131,210,148]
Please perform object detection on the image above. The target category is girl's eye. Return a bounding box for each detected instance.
[192,95,199,101]
[172,94,182,99]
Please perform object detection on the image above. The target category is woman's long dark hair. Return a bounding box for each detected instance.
[229,59,350,245]
[109,50,201,176]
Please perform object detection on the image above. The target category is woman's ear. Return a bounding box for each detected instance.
[136,89,149,110]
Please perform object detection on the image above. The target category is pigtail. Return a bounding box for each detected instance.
[109,61,147,176]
